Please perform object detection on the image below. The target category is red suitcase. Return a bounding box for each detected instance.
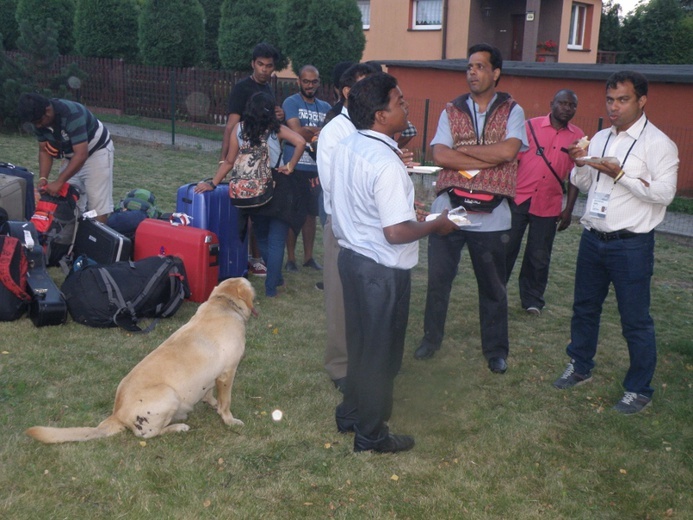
[134,219,219,303]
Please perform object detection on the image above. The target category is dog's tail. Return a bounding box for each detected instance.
[25,415,126,444]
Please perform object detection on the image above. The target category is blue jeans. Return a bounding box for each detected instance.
[249,215,288,296]
[567,229,656,397]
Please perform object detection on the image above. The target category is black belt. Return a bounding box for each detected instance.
[588,228,639,241]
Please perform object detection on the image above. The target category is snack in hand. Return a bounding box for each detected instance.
[577,136,591,150]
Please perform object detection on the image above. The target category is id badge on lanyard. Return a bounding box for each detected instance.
[589,191,610,219]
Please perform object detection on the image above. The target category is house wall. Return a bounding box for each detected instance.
[362,0,473,62]
[557,0,602,64]
[389,65,693,195]
[358,0,602,65]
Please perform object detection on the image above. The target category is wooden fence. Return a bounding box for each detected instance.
[6,52,336,126]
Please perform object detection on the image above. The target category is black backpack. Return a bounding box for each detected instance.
[61,255,191,332]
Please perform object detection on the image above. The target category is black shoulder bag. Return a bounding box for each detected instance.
[526,120,567,194]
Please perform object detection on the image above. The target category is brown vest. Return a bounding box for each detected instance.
[435,93,518,198]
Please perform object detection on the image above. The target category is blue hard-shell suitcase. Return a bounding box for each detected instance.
[176,182,248,279]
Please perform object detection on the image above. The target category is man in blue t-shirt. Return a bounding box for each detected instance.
[282,65,331,272]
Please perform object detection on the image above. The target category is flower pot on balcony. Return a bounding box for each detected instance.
[536,52,557,63]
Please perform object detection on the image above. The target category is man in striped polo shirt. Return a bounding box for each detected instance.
[18,93,114,222]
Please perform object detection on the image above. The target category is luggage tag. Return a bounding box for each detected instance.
[169,213,192,226]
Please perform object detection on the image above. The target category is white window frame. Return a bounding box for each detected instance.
[357,0,370,30]
[412,0,442,31]
[568,3,587,50]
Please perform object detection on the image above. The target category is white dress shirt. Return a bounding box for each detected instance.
[331,130,418,269]
[571,113,678,233]
[316,106,356,216]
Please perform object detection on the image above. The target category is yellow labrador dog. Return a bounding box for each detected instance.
[26,277,256,444]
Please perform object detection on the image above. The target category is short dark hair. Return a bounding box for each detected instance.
[17,92,50,123]
[606,70,648,98]
[332,61,355,88]
[252,42,280,63]
[468,43,503,71]
[347,72,398,130]
[339,62,380,91]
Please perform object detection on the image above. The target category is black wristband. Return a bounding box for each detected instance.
[206,180,216,190]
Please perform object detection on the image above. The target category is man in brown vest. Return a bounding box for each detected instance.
[415,44,528,374]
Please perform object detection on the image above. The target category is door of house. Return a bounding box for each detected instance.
[511,14,524,61]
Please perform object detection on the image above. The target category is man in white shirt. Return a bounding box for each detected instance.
[330,72,458,453]
[316,63,379,392]
[553,71,679,415]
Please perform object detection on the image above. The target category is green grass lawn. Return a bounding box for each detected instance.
[1,132,691,519]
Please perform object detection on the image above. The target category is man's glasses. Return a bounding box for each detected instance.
[301,79,320,86]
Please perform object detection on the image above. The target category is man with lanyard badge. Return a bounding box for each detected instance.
[553,71,678,415]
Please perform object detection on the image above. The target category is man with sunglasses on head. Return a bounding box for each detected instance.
[282,65,331,273]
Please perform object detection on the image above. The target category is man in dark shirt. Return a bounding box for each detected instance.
[220,42,284,160]
[221,42,284,275]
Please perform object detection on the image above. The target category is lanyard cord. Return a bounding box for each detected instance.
[472,102,486,145]
[596,118,648,185]
[358,132,401,158]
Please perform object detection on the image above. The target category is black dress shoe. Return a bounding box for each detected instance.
[488,357,508,374]
[414,342,440,360]
[354,432,415,453]
[332,377,346,393]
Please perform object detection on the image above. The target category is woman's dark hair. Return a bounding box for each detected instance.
[241,92,280,146]
[606,71,648,98]
[347,72,398,130]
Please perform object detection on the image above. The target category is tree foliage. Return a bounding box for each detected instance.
[621,0,684,63]
[15,0,75,55]
[74,0,139,62]
[199,0,223,68]
[1,19,85,128]
[138,0,205,67]
[599,1,622,51]
[279,0,365,79]
[217,0,286,71]
[601,0,692,63]
[0,0,20,51]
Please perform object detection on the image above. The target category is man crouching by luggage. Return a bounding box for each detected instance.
[18,93,114,223]
[330,72,459,453]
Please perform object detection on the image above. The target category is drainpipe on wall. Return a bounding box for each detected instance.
[441,0,449,59]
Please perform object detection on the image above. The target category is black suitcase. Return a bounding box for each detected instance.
[0,162,36,219]
[73,217,132,264]
[8,221,67,327]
